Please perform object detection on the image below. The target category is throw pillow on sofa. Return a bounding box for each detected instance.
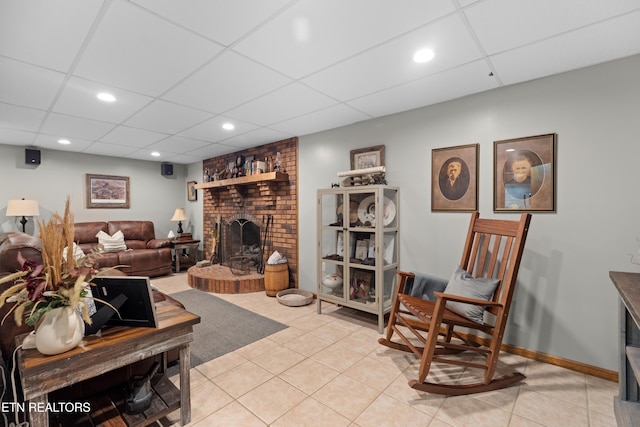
[62,243,85,261]
[96,230,127,253]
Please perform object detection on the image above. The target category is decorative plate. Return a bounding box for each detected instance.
[357,196,396,226]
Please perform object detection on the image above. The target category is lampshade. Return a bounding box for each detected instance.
[171,208,189,222]
[6,199,40,217]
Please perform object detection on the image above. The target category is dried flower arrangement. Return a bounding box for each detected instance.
[0,197,111,327]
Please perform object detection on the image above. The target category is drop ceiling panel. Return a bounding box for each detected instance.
[124,100,214,134]
[0,58,66,110]
[99,126,169,148]
[33,134,94,152]
[173,142,240,160]
[0,129,37,146]
[178,116,259,143]
[0,0,103,72]
[40,113,115,141]
[73,0,223,96]
[232,0,455,79]
[146,135,211,153]
[465,0,640,55]
[348,60,498,117]
[492,11,640,85]
[131,0,292,46]
[204,128,292,151]
[53,77,154,124]
[0,104,47,133]
[162,51,291,114]
[269,104,370,136]
[302,13,483,101]
[225,83,337,126]
[82,141,139,158]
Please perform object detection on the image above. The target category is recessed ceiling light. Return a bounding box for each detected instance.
[413,48,435,63]
[222,122,235,131]
[151,151,160,157]
[57,139,71,145]
[97,92,116,102]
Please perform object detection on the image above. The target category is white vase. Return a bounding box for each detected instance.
[35,306,85,355]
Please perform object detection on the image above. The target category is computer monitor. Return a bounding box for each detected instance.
[90,276,158,328]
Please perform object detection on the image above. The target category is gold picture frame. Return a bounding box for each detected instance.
[350,145,385,170]
[431,144,478,212]
[86,174,130,209]
[494,133,556,212]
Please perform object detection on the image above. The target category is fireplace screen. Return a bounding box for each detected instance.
[221,217,262,275]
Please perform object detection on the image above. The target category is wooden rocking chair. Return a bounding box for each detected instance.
[379,212,531,395]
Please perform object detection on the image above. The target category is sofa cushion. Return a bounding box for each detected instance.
[96,230,127,253]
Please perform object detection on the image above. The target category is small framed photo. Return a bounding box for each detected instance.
[431,144,478,212]
[86,174,130,209]
[187,181,197,202]
[350,269,374,300]
[494,133,556,212]
[350,145,385,170]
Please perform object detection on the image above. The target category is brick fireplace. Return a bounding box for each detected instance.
[196,138,298,291]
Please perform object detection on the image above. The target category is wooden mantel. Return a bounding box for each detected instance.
[194,171,289,190]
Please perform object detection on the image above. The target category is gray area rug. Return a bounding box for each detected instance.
[167,289,287,370]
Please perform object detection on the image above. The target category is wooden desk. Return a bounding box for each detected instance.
[610,271,640,427]
[18,303,200,427]
[171,240,200,273]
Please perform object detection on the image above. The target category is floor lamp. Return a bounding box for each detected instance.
[6,198,40,233]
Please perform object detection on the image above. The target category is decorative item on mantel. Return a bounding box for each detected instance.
[337,166,387,186]
[0,197,112,355]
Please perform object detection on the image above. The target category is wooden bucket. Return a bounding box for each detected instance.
[264,263,289,297]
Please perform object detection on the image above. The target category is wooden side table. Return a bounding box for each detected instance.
[171,240,200,273]
[18,303,200,427]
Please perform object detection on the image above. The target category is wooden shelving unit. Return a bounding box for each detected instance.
[194,171,288,189]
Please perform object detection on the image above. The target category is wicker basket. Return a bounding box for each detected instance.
[264,262,289,297]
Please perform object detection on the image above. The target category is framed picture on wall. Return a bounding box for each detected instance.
[187,181,197,201]
[493,133,556,212]
[86,174,130,209]
[350,145,385,170]
[431,144,478,212]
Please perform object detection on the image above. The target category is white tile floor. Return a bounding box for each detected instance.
[152,273,618,427]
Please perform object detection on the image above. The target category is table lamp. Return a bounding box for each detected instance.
[171,208,188,235]
[6,198,40,233]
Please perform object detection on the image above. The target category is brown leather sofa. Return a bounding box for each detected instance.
[74,220,172,277]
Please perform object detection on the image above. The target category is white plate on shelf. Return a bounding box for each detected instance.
[358,196,396,226]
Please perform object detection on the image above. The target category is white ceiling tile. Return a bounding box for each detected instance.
[225,83,338,126]
[40,113,115,141]
[348,60,498,117]
[465,0,640,55]
[131,0,292,46]
[33,134,94,152]
[0,0,103,72]
[146,136,210,154]
[124,100,214,134]
[303,14,482,101]
[184,143,243,160]
[0,58,66,110]
[178,116,259,143]
[99,126,169,148]
[233,0,455,78]
[162,51,291,113]
[491,11,640,85]
[53,77,154,124]
[269,104,370,136]
[0,104,47,132]
[73,0,223,96]
[0,129,37,146]
[207,128,292,151]
[81,141,139,158]
[159,153,202,165]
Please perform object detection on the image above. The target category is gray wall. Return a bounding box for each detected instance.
[0,146,203,243]
[298,54,640,371]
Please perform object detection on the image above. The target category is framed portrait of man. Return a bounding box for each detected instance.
[431,144,478,212]
[494,134,556,212]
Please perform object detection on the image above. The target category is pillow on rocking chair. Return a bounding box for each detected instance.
[443,266,499,324]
